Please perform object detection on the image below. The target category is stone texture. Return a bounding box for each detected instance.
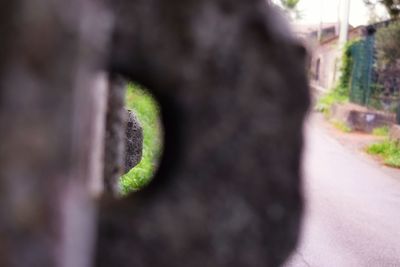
[331,103,396,133]
[124,109,143,174]
[0,0,112,266]
[103,75,128,194]
[96,1,310,267]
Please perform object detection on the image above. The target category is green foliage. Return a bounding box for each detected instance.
[375,21,400,68]
[280,0,300,9]
[366,139,400,167]
[372,126,390,136]
[386,152,400,167]
[315,41,358,115]
[367,140,392,154]
[338,41,359,95]
[120,83,162,194]
[315,88,348,116]
[332,120,352,133]
[274,0,302,19]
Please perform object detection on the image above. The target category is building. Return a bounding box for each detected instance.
[309,26,364,92]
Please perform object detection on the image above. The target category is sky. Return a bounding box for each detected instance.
[296,0,388,26]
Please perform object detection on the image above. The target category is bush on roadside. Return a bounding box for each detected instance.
[315,88,348,117]
[372,126,390,137]
[366,140,400,168]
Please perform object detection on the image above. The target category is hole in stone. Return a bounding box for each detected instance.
[119,82,163,195]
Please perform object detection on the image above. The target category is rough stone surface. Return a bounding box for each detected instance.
[96,1,310,267]
[331,103,396,133]
[0,0,112,266]
[103,75,129,194]
[124,109,143,174]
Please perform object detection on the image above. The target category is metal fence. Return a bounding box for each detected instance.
[348,23,400,123]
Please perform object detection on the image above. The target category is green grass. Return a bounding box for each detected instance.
[331,119,352,133]
[372,126,389,137]
[120,83,162,194]
[315,87,348,117]
[366,140,400,168]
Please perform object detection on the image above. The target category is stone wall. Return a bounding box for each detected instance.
[331,103,396,133]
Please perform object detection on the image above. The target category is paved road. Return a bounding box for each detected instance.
[284,120,400,267]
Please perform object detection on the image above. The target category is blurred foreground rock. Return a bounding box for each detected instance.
[0,1,112,266]
[0,0,309,266]
[96,1,310,267]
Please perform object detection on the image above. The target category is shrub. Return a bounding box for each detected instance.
[338,40,359,95]
[375,21,400,68]
[366,139,400,168]
[372,126,390,136]
[315,88,348,116]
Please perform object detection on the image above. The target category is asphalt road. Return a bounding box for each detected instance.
[284,120,400,267]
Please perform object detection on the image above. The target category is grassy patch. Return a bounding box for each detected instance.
[120,83,162,194]
[315,88,348,117]
[372,126,390,137]
[331,119,352,133]
[366,140,400,168]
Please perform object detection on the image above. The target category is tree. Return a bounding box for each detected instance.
[375,21,400,68]
[364,0,400,18]
[375,21,400,120]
